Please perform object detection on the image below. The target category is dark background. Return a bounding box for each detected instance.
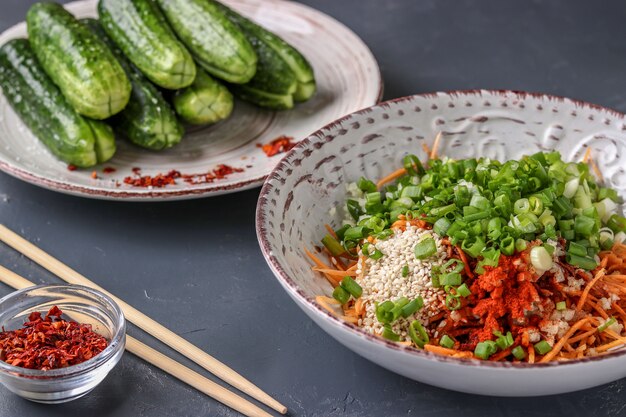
[1,1,626,416]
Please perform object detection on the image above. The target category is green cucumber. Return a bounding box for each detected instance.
[0,39,115,167]
[26,2,131,120]
[83,18,184,150]
[156,0,257,84]
[98,0,196,90]
[173,68,233,125]
[215,1,316,102]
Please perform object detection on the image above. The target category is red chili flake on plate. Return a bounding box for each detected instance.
[0,306,108,370]
[102,167,116,174]
[257,135,296,157]
[91,171,98,179]
[67,164,77,171]
[123,164,244,188]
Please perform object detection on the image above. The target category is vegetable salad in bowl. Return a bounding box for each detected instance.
[309,146,626,363]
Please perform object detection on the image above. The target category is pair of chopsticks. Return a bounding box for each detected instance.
[0,225,286,417]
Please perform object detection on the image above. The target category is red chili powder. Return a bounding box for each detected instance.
[257,135,296,157]
[123,164,244,188]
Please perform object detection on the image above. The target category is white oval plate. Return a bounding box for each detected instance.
[257,90,626,396]
[0,0,381,200]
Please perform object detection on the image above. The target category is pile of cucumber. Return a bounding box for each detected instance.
[0,0,316,168]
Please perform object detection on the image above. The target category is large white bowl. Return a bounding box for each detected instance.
[256,90,626,396]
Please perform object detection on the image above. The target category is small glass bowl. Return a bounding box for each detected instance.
[0,284,126,403]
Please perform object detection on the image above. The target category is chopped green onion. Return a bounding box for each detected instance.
[500,235,515,256]
[362,242,384,260]
[574,215,597,238]
[442,258,465,274]
[556,301,567,311]
[357,176,377,193]
[332,286,350,304]
[346,199,362,221]
[414,237,437,259]
[375,301,395,324]
[408,320,429,348]
[389,297,410,321]
[530,246,553,274]
[566,253,597,271]
[607,214,626,233]
[321,234,346,256]
[431,204,457,218]
[402,265,409,277]
[456,283,472,297]
[433,217,452,236]
[401,297,424,318]
[598,317,617,333]
[462,236,485,258]
[534,340,552,355]
[474,340,498,359]
[445,294,462,310]
[440,272,462,286]
[439,335,455,349]
[514,198,530,214]
[515,238,528,252]
[382,325,401,341]
[344,226,366,241]
[511,346,526,360]
[340,276,362,298]
[493,330,514,350]
[403,154,425,176]
[431,272,441,288]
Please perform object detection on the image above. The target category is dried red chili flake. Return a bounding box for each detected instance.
[102,167,117,174]
[257,135,296,157]
[123,164,244,188]
[67,164,77,171]
[0,306,108,371]
[91,171,98,179]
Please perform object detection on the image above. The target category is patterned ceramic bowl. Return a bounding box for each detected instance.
[256,90,626,396]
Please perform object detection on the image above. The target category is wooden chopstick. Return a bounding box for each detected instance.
[0,225,287,415]
[0,264,273,417]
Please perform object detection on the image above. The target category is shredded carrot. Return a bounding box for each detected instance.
[354,298,365,316]
[421,143,431,157]
[540,318,589,362]
[312,267,355,277]
[568,328,597,344]
[576,269,606,310]
[528,346,535,364]
[582,147,592,163]
[376,167,407,189]
[491,347,513,361]
[315,296,341,316]
[424,344,460,356]
[305,248,331,269]
[455,245,475,278]
[612,303,626,323]
[596,338,626,353]
[324,224,337,239]
[430,131,442,160]
[590,157,604,182]
[341,315,359,324]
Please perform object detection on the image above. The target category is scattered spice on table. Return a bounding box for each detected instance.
[67,164,77,171]
[0,306,108,370]
[257,135,296,157]
[102,167,117,174]
[90,171,98,179]
[123,164,244,188]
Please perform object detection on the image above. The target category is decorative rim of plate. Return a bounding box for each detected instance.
[257,89,626,369]
[0,0,383,201]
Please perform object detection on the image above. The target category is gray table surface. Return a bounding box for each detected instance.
[1,0,626,416]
